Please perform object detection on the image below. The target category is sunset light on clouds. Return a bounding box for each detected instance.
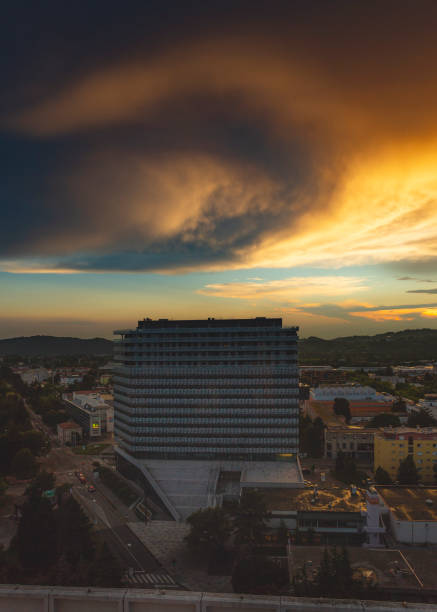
[2,1,437,338]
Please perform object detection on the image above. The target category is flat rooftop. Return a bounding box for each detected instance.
[136,317,284,329]
[247,486,367,513]
[377,487,437,521]
[115,317,300,334]
[325,424,378,433]
[241,461,303,488]
[290,546,420,590]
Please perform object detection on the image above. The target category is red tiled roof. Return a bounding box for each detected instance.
[58,421,81,430]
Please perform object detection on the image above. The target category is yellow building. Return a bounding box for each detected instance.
[374,427,437,483]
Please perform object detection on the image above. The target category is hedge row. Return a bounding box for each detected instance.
[98,466,138,507]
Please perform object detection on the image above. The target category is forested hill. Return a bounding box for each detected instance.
[0,335,113,356]
[1,329,437,363]
[299,329,437,366]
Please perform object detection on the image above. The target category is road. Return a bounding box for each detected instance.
[72,468,180,588]
[24,398,179,588]
[25,399,59,445]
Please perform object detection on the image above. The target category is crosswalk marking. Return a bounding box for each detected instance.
[123,571,177,587]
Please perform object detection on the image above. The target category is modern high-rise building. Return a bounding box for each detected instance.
[113,317,302,519]
[113,317,299,461]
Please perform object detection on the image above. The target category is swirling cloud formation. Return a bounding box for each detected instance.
[3,1,437,274]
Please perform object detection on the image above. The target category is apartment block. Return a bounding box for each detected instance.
[374,427,437,482]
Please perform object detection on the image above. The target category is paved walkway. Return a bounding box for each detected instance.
[129,521,233,593]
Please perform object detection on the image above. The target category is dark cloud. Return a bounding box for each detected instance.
[3,1,437,272]
[398,276,436,282]
[407,289,437,294]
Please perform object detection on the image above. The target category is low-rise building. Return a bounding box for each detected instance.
[372,374,405,385]
[63,391,114,438]
[416,394,437,421]
[17,367,50,384]
[325,425,376,464]
[394,365,434,378]
[374,427,437,483]
[249,485,385,546]
[377,486,437,544]
[59,374,84,386]
[57,421,82,445]
[299,366,347,386]
[310,384,394,420]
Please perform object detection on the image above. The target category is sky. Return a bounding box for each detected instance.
[2,0,437,339]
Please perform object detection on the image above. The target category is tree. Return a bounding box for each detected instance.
[335,450,347,473]
[392,397,406,412]
[332,547,354,595]
[13,495,57,569]
[366,413,401,429]
[233,490,271,548]
[81,371,97,389]
[277,520,289,546]
[333,398,351,424]
[0,477,7,497]
[316,547,333,595]
[408,410,437,428]
[185,507,232,559]
[397,455,420,485]
[232,555,289,594]
[56,496,94,566]
[11,448,38,480]
[295,547,363,598]
[334,451,366,485]
[299,413,325,458]
[88,542,122,587]
[309,417,325,458]
[374,466,392,485]
[19,430,48,456]
[27,470,55,497]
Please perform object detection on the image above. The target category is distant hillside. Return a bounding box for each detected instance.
[299,329,437,366]
[1,329,436,364]
[0,335,113,356]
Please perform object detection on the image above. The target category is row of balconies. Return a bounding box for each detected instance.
[115,433,297,447]
[114,385,299,397]
[114,396,299,406]
[121,445,296,456]
[116,339,296,348]
[115,415,298,426]
[114,365,298,375]
[121,328,297,337]
[114,421,299,436]
[116,354,297,362]
[113,376,299,387]
[113,399,298,416]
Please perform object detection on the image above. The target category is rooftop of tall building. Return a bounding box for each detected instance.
[136,317,286,329]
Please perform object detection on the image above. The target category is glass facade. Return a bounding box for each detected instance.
[113,317,299,460]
